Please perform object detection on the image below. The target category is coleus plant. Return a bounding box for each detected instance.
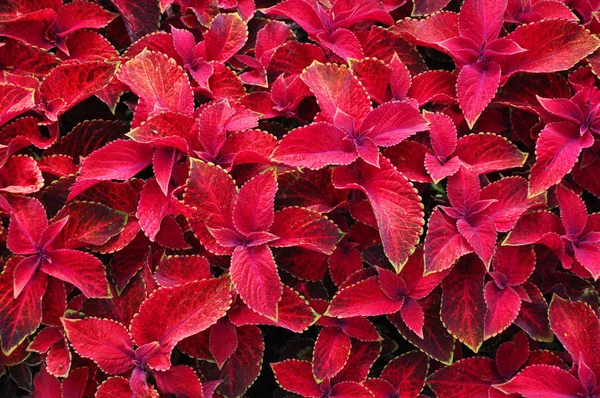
[2,0,600,396]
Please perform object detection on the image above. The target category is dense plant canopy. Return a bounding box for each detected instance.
[1,0,600,397]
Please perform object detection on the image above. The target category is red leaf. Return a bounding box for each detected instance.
[331,381,374,397]
[389,292,455,365]
[317,29,364,61]
[54,202,127,249]
[46,120,127,161]
[39,61,119,121]
[428,357,500,398]
[412,0,452,15]
[514,282,553,342]
[130,277,232,370]
[393,12,459,51]
[557,184,588,237]
[272,122,358,169]
[209,317,238,369]
[55,1,116,36]
[0,259,47,355]
[0,84,35,126]
[42,249,109,299]
[270,207,343,254]
[301,62,372,123]
[332,157,423,271]
[327,276,404,318]
[61,318,134,375]
[210,325,264,397]
[154,255,211,287]
[272,359,322,397]
[233,172,277,235]
[441,256,486,352]
[401,298,425,338]
[46,340,70,377]
[95,377,134,398]
[424,208,473,274]
[111,0,160,41]
[127,111,197,154]
[184,160,237,255]
[549,295,600,378]
[230,245,281,320]
[358,101,428,147]
[313,326,352,382]
[454,133,528,175]
[7,196,48,255]
[117,49,194,118]
[70,140,153,199]
[230,285,318,333]
[491,245,536,287]
[457,60,501,128]
[0,155,43,194]
[479,177,545,232]
[499,19,600,79]
[381,351,428,397]
[458,0,505,45]
[408,70,457,106]
[456,214,497,266]
[495,365,586,397]
[136,179,181,242]
[153,365,205,398]
[204,13,248,62]
[32,366,61,398]
[529,122,593,197]
[484,282,521,339]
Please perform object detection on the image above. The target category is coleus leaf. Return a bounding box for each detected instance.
[0,258,47,355]
[389,292,455,365]
[229,285,318,333]
[0,84,35,127]
[269,207,344,254]
[428,357,501,398]
[484,281,521,339]
[153,365,205,398]
[332,157,424,272]
[441,255,486,352]
[548,295,600,379]
[69,140,153,200]
[61,318,134,375]
[204,13,248,62]
[424,207,473,274]
[457,60,501,128]
[272,122,358,169]
[209,317,237,369]
[327,276,404,318]
[111,0,160,42]
[380,350,429,397]
[454,133,528,175]
[129,277,232,370]
[39,61,119,121]
[233,171,277,236]
[154,255,211,288]
[301,61,372,123]
[498,19,600,80]
[495,365,587,397]
[230,244,282,321]
[184,159,237,255]
[312,326,352,382]
[271,359,322,397]
[117,49,194,120]
[42,249,110,299]
[206,325,264,398]
[529,122,594,197]
[53,202,127,249]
